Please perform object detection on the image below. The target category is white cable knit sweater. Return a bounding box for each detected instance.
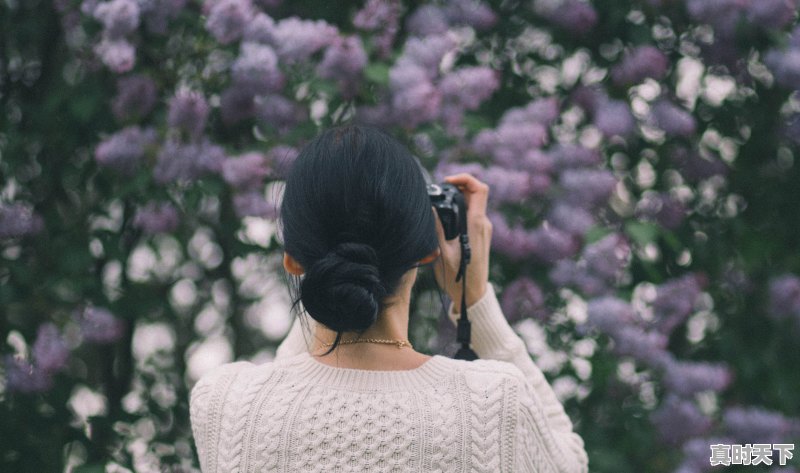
[189,283,589,472]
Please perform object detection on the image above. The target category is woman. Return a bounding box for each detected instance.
[190,125,589,472]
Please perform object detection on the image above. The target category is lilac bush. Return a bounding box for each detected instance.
[3,0,800,471]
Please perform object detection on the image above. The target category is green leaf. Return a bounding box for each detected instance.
[73,465,105,473]
[364,63,389,85]
[624,220,660,245]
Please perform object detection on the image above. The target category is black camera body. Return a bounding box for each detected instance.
[427,182,465,241]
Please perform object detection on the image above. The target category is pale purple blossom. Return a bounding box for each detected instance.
[221,152,270,189]
[353,0,400,57]
[400,34,458,78]
[205,0,253,44]
[153,138,226,184]
[220,86,256,125]
[634,191,687,230]
[132,202,180,234]
[548,144,602,171]
[0,203,44,239]
[111,74,157,122]
[3,355,53,394]
[500,277,548,323]
[32,323,70,374]
[593,99,636,138]
[243,12,275,43]
[501,98,560,127]
[269,16,339,63]
[668,147,728,183]
[767,273,800,321]
[317,35,368,96]
[570,85,605,114]
[79,307,126,344]
[94,126,157,174]
[764,48,800,90]
[610,46,669,86]
[443,0,497,30]
[546,202,595,237]
[137,0,187,34]
[391,80,442,128]
[650,395,713,445]
[585,295,638,335]
[611,325,670,368]
[650,99,697,137]
[472,123,549,167]
[93,0,140,38]
[559,169,617,208]
[675,436,736,473]
[405,5,449,37]
[487,211,537,259]
[686,0,746,39]
[662,359,734,397]
[233,190,278,219]
[540,0,598,35]
[723,406,800,444]
[94,38,136,73]
[439,67,500,110]
[529,224,580,263]
[254,94,307,133]
[583,233,631,281]
[650,273,705,335]
[167,89,210,138]
[265,145,299,178]
[232,42,285,95]
[745,0,797,30]
[550,260,608,296]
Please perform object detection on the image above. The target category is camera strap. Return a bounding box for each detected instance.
[453,220,478,361]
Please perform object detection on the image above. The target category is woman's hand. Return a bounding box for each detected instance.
[431,173,492,313]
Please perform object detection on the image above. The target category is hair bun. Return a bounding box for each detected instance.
[299,242,388,332]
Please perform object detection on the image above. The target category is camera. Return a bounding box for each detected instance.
[427,182,465,241]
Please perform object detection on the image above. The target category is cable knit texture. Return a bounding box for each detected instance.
[190,283,589,472]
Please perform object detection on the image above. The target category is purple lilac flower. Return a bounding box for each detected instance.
[611,325,670,368]
[559,169,617,209]
[94,126,157,174]
[540,0,598,35]
[400,34,458,78]
[548,144,602,171]
[593,99,636,138]
[93,0,140,38]
[317,35,368,97]
[529,224,580,263]
[3,355,53,393]
[31,323,70,374]
[0,203,44,239]
[391,80,442,128]
[472,123,549,167]
[675,436,736,473]
[686,0,746,39]
[232,42,285,95]
[79,307,126,344]
[153,138,226,184]
[549,260,607,296]
[138,0,187,35]
[650,394,713,445]
[353,0,400,57]
[745,0,797,30]
[167,89,210,139]
[767,273,800,321]
[132,202,180,234]
[650,99,697,137]
[668,147,728,183]
[221,152,270,189]
[650,273,704,335]
[634,192,687,230]
[546,202,595,237]
[585,295,638,335]
[205,0,253,44]
[233,190,278,219]
[243,12,275,43]
[443,0,497,30]
[111,74,157,122]
[487,211,537,259]
[662,359,734,397]
[570,85,605,114]
[254,94,307,133]
[269,16,339,63]
[439,66,500,111]
[479,165,539,203]
[610,46,669,86]
[405,5,449,37]
[764,48,800,90]
[723,406,800,444]
[94,38,136,73]
[265,145,299,178]
[583,233,631,281]
[500,277,548,323]
[220,86,256,125]
[502,98,561,127]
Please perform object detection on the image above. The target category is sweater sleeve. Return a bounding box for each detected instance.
[447,283,589,473]
[275,314,315,360]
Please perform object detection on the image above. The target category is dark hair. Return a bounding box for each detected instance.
[278,125,440,356]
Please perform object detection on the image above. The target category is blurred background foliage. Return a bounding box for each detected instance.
[2,0,800,471]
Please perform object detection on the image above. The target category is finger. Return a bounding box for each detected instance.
[443,173,489,217]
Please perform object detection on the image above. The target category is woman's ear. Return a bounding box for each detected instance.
[283,252,305,275]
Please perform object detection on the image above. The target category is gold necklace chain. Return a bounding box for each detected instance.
[321,338,413,349]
